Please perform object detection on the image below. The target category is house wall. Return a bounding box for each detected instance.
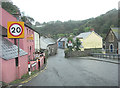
[105,30,118,53]
[1,8,35,60]
[81,32,102,49]
[2,59,16,83]
[34,32,40,52]
[0,58,2,82]
[118,42,120,54]
[1,8,35,83]
[48,43,57,56]
[19,55,28,78]
[22,26,35,60]
[2,55,28,83]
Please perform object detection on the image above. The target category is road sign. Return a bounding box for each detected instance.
[7,22,24,38]
[27,34,34,40]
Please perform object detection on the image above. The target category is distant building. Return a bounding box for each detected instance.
[75,29,103,49]
[57,37,67,49]
[40,36,57,56]
[33,30,40,53]
[104,27,120,54]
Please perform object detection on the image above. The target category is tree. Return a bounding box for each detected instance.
[75,38,81,51]
[21,16,35,25]
[35,21,41,26]
[2,2,20,15]
[67,37,74,51]
[73,29,79,35]
[84,27,92,32]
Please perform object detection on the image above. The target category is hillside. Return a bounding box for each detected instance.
[2,2,118,39]
[35,9,118,39]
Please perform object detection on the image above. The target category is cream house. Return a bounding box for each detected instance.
[75,30,103,49]
[34,31,40,52]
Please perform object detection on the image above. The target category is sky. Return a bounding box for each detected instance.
[11,0,119,23]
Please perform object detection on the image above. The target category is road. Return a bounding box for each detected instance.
[23,49,118,86]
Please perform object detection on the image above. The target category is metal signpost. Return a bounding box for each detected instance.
[7,21,24,78]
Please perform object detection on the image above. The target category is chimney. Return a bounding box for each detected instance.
[90,28,94,32]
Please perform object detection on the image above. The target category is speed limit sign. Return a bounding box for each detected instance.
[7,22,24,38]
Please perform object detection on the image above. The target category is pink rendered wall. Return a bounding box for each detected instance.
[23,26,35,60]
[1,8,35,83]
[0,58,2,82]
[19,55,28,77]
[2,55,28,83]
[1,8,35,59]
[2,59,16,83]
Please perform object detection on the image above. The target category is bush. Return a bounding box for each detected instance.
[64,48,70,53]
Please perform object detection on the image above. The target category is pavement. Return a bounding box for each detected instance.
[84,56,120,64]
[2,63,47,88]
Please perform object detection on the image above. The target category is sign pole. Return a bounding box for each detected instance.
[8,12,24,79]
[17,16,20,79]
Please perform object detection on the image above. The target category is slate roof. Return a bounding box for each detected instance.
[75,31,102,40]
[57,38,62,42]
[60,37,67,42]
[111,27,120,40]
[40,36,56,49]
[76,32,92,39]
[0,37,28,60]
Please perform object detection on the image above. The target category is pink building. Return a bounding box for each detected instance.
[0,8,36,83]
[1,37,28,83]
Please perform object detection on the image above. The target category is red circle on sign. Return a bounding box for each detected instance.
[9,23,23,37]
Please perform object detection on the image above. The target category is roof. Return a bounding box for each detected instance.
[60,37,67,42]
[76,32,92,39]
[75,31,102,40]
[40,36,56,49]
[0,37,28,60]
[111,27,120,40]
[25,24,40,34]
[57,38,62,42]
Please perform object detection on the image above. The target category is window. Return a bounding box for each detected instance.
[15,57,18,67]
[27,29,28,34]
[30,46,31,52]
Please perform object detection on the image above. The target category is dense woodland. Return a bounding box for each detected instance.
[2,2,118,40]
[35,9,118,39]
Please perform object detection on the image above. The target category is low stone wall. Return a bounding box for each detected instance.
[64,49,91,58]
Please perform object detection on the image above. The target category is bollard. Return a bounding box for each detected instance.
[28,61,31,75]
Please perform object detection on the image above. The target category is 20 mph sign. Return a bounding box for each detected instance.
[7,22,24,38]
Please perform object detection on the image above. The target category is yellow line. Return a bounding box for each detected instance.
[21,61,48,84]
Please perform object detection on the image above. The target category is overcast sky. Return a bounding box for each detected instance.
[11,0,119,23]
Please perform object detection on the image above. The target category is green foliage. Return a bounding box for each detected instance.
[75,38,81,51]
[2,2,20,15]
[64,48,69,53]
[34,9,118,40]
[35,21,41,26]
[73,28,79,35]
[57,34,65,38]
[45,50,48,59]
[67,37,74,51]
[84,27,92,32]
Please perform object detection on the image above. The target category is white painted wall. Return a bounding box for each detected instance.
[34,32,40,52]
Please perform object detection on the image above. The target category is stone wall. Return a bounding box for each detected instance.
[64,49,91,58]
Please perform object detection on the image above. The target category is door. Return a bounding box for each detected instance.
[109,44,114,53]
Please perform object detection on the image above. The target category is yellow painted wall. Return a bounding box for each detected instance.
[80,32,102,49]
